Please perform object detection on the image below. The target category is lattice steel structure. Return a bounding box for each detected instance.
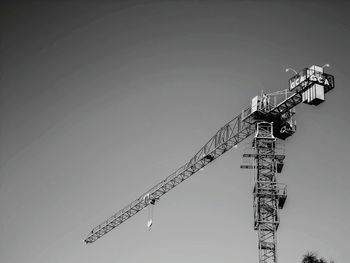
[84,64,335,263]
[241,122,287,263]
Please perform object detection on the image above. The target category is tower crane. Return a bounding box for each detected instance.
[85,65,334,263]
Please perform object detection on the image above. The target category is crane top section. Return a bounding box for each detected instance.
[84,64,334,244]
[242,64,334,139]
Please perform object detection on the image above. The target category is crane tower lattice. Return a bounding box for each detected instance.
[241,122,287,263]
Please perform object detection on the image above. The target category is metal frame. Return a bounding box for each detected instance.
[241,122,287,263]
[85,112,255,243]
[85,70,334,244]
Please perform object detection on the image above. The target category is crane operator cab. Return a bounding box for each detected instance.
[243,92,297,140]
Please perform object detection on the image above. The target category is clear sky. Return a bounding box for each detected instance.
[1,1,349,263]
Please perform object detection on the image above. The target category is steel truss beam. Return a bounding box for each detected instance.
[85,112,255,243]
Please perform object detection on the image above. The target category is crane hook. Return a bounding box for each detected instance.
[147,199,155,230]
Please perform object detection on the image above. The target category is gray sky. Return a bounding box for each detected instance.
[1,1,349,263]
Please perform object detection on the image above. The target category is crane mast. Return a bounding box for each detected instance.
[241,122,286,263]
[85,65,334,263]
